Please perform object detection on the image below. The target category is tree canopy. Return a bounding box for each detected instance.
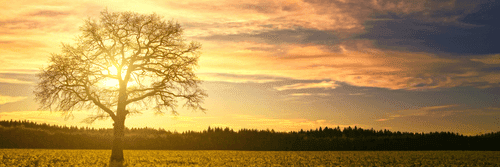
[35,10,207,123]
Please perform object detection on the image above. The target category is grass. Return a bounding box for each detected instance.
[1,149,499,166]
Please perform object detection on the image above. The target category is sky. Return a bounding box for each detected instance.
[0,0,499,135]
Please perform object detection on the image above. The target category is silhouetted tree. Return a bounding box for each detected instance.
[34,9,206,163]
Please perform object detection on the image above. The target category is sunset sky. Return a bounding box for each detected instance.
[1,0,499,135]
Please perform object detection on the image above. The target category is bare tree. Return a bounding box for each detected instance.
[34,9,206,163]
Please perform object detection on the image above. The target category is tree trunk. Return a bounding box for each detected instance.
[111,77,129,165]
[110,118,125,162]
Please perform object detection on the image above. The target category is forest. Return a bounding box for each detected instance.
[1,119,499,150]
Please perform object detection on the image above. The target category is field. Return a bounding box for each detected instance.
[1,149,499,166]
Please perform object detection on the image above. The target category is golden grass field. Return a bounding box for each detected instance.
[1,149,500,166]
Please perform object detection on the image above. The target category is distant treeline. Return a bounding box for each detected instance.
[1,119,499,150]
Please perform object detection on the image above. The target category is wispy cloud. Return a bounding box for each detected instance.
[201,40,500,90]
[376,105,463,121]
[0,78,34,85]
[198,73,282,83]
[0,95,27,105]
[376,118,390,122]
[275,81,338,91]
[470,54,500,65]
[289,93,330,96]
[0,73,36,85]
[289,93,312,96]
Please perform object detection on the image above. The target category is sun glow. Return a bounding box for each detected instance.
[100,66,121,88]
[99,66,139,88]
[101,78,120,88]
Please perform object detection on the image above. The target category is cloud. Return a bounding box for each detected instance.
[0,95,27,105]
[304,0,487,24]
[188,0,362,31]
[421,105,459,111]
[360,18,500,54]
[0,73,37,85]
[180,0,500,90]
[198,73,283,83]
[398,105,460,117]
[471,54,500,65]
[200,28,341,45]
[203,38,500,90]
[28,10,71,17]
[1,0,499,92]
[175,0,494,44]
[0,6,85,73]
[0,78,34,85]
[376,119,390,122]
[275,81,338,91]
[376,105,475,121]
[186,0,500,90]
[289,93,312,96]
[289,93,330,96]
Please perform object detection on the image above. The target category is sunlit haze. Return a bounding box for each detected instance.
[100,66,120,88]
[0,0,499,136]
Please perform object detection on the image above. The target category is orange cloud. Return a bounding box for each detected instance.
[471,54,500,64]
[170,0,475,40]
[198,73,281,83]
[200,41,481,90]
[376,119,389,122]
[275,81,338,91]
[376,105,465,121]
[1,0,498,91]
[169,0,363,34]
[289,93,312,96]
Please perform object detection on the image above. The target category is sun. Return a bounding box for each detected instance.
[100,66,120,88]
[99,66,138,88]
